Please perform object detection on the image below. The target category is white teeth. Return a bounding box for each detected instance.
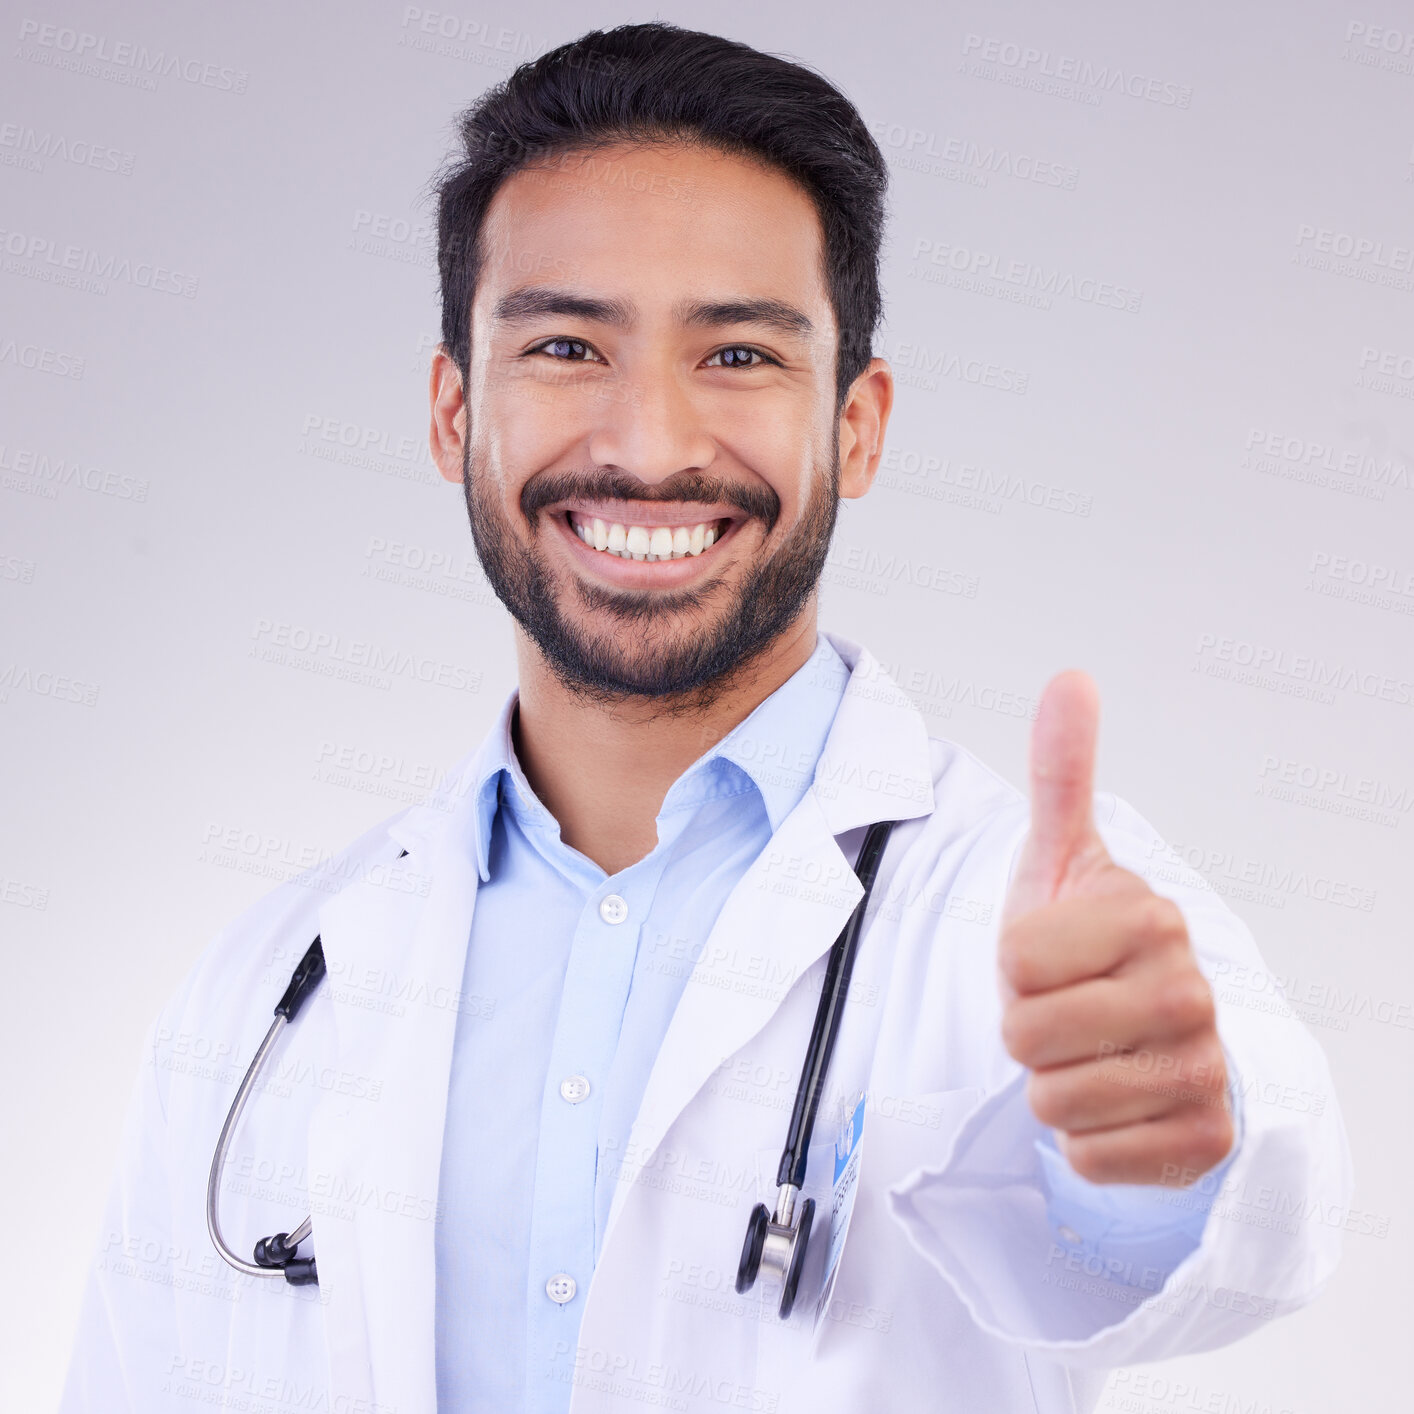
[569,513,727,561]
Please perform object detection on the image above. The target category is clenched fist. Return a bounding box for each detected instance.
[998,671,1234,1186]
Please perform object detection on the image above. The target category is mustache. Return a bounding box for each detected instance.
[519,469,781,534]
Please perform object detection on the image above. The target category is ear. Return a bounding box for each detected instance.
[837,357,894,501]
[429,344,468,486]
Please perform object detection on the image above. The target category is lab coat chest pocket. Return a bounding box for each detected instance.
[750,1088,986,1402]
[808,1086,985,1354]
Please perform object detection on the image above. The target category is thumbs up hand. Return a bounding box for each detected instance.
[998,671,1234,1186]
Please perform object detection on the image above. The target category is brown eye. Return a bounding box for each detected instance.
[540,338,592,360]
[710,346,771,368]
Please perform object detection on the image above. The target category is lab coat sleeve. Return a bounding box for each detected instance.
[1038,1064,1243,1271]
[886,793,1354,1365]
[60,1005,186,1413]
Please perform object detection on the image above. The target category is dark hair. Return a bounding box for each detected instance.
[430,21,888,408]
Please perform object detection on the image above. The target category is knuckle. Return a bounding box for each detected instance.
[1190,978,1218,1032]
[998,923,1041,991]
[1061,1135,1110,1184]
[1112,868,1152,902]
[1189,1036,1228,1091]
[1000,1004,1037,1064]
[1026,1071,1067,1128]
[1157,971,1216,1033]
[1183,1109,1234,1171]
[1138,894,1187,946]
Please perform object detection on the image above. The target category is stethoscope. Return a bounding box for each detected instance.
[734,816,895,1319]
[208,821,896,1305]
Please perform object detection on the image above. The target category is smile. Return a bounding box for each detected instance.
[566,510,731,561]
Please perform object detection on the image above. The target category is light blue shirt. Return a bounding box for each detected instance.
[433,632,1230,1410]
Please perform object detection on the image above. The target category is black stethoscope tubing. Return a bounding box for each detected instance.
[735,817,896,1318]
[775,817,895,1190]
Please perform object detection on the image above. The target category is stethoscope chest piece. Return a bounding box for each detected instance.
[736,1190,816,1320]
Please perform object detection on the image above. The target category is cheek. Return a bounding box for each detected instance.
[473,385,583,491]
[718,413,824,523]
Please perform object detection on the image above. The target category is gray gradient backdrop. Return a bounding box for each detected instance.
[3,1,1410,1409]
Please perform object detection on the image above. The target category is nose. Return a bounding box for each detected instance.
[585,366,716,487]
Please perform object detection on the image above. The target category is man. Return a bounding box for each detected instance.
[63,21,1350,1414]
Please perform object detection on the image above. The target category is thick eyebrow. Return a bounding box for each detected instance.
[676,297,814,338]
[491,287,636,328]
[491,286,814,338]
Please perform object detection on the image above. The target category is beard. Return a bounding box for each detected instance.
[459,441,840,713]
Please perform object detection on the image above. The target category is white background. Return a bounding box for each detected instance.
[3,1,1410,1409]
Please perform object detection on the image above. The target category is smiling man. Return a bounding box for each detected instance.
[63,21,1350,1414]
[435,132,876,876]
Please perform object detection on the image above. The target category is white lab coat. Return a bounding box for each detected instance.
[62,632,1352,1413]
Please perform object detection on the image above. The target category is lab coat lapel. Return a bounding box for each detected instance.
[603,637,935,1248]
[306,796,479,1411]
[604,790,862,1249]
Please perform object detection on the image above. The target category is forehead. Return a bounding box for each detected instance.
[473,141,833,328]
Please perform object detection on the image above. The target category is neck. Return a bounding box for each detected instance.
[511,608,820,876]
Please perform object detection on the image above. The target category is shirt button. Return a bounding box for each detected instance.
[599,893,629,925]
[560,1075,591,1104]
[546,1273,577,1304]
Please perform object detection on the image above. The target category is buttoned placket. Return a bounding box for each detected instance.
[512,780,707,1403]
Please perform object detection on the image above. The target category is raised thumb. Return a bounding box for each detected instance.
[1004,669,1104,918]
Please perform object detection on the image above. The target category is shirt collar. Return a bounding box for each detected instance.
[705,633,850,831]
[462,633,851,883]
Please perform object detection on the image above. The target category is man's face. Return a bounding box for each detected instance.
[437,141,871,705]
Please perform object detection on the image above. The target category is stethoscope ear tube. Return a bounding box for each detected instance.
[206,849,409,1289]
[736,819,897,1318]
[274,938,327,1020]
[254,1230,319,1285]
[206,937,326,1285]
